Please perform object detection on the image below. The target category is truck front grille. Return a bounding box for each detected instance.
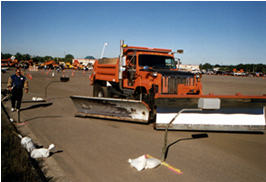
[161,76,191,94]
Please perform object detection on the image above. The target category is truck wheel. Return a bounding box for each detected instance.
[97,88,104,97]
[93,84,110,98]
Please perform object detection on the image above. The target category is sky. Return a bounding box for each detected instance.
[1,1,266,65]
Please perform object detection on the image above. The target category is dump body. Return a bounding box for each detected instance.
[92,58,120,83]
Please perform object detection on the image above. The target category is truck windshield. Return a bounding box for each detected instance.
[138,55,176,69]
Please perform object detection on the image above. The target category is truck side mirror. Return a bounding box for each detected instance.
[177,49,184,54]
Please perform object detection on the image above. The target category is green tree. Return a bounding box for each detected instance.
[64,54,74,63]
[32,56,44,64]
[1,53,12,59]
[15,52,23,61]
[44,56,53,61]
[85,56,95,59]
[262,66,266,73]
[22,54,31,60]
[255,64,264,72]
[201,63,213,70]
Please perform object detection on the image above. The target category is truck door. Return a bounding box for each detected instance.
[126,55,136,86]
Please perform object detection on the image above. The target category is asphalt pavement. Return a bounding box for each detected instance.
[2,69,266,182]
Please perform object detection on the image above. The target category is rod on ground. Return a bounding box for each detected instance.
[161,108,208,161]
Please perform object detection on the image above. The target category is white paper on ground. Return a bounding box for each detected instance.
[128,155,161,171]
[21,136,36,153]
[20,135,55,158]
[128,155,146,171]
[145,158,161,169]
[30,144,55,158]
[32,97,44,101]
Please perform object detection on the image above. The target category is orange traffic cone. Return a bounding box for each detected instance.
[26,73,32,80]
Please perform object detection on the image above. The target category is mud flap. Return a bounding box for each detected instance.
[155,98,266,132]
[70,96,150,123]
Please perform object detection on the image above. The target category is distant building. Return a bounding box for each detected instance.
[72,58,95,66]
[213,67,220,72]
[178,64,200,73]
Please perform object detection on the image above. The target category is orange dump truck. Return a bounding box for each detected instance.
[1,58,18,67]
[90,41,202,107]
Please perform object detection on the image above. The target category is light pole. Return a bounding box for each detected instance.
[100,42,108,59]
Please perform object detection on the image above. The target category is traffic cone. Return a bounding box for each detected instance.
[72,71,75,77]
[26,73,32,80]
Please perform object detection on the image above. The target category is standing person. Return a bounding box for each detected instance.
[7,68,29,112]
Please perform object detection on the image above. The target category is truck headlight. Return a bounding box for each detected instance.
[152,72,158,77]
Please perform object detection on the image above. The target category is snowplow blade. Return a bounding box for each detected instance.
[155,98,266,132]
[70,96,150,123]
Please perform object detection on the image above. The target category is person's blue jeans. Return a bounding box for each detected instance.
[11,88,23,109]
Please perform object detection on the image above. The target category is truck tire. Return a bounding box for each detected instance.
[93,84,110,98]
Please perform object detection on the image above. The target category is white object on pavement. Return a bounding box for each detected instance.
[19,134,55,158]
[145,157,161,169]
[128,155,147,171]
[36,97,43,101]
[128,154,161,171]
[32,97,44,101]
[20,136,36,153]
[30,144,55,158]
